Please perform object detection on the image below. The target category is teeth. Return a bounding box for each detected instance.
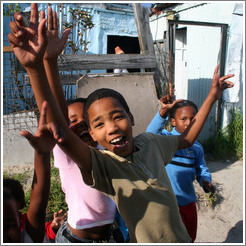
[110,136,122,144]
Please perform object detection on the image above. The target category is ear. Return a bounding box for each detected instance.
[170,118,177,127]
[88,128,97,142]
[129,113,135,126]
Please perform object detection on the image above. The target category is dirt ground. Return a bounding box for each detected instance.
[3,159,244,243]
[195,159,244,243]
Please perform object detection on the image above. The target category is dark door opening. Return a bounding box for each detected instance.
[107,35,140,73]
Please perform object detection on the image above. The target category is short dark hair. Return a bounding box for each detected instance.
[66,97,87,106]
[170,100,198,118]
[83,88,131,126]
[3,178,25,209]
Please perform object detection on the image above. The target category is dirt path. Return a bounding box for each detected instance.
[195,160,243,243]
[3,159,244,243]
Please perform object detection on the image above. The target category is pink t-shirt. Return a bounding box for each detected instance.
[53,145,116,229]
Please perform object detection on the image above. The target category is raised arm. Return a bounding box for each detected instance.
[41,8,70,123]
[177,65,234,149]
[10,7,70,122]
[19,102,54,242]
[8,3,93,184]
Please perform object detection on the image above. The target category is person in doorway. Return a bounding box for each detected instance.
[114,46,129,74]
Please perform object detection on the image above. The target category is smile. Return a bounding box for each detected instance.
[110,136,128,148]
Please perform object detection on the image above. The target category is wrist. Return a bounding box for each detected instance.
[159,109,168,118]
[25,61,45,74]
[206,93,217,103]
[43,57,58,63]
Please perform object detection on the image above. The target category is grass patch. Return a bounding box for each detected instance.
[4,158,67,222]
[203,108,243,160]
[195,181,224,210]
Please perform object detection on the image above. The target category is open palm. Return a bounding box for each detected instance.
[8,4,47,68]
[41,8,70,60]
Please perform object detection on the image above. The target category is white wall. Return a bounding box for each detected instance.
[3,112,38,166]
[149,2,237,142]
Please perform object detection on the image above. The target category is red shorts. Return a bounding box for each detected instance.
[179,201,197,242]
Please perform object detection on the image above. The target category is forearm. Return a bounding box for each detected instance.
[26,151,50,242]
[146,111,168,134]
[178,94,215,149]
[26,63,68,129]
[43,59,69,123]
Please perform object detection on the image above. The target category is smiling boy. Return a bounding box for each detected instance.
[8,3,234,242]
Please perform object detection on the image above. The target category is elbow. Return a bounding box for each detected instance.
[178,135,194,149]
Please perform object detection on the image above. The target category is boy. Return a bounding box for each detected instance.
[147,96,215,242]
[8,3,234,242]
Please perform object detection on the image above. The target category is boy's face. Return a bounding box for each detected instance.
[171,106,197,134]
[68,102,97,147]
[3,199,21,243]
[88,97,134,157]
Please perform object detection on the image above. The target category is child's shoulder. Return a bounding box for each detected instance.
[135,132,178,147]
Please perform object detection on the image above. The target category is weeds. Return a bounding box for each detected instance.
[3,161,67,222]
[203,107,243,160]
[195,181,224,210]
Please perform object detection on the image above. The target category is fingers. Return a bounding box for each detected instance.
[38,18,47,45]
[61,28,71,46]
[39,101,48,126]
[219,74,234,89]
[19,130,35,143]
[160,94,173,104]
[40,10,45,21]
[8,33,22,47]
[9,21,24,37]
[47,7,53,30]
[30,3,39,27]
[53,10,58,30]
[13,12,25,28]
[213,64,220,77]
[49,122,66,143]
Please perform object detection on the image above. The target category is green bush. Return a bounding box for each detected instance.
[203,107,243,160]
[4,160,67,222]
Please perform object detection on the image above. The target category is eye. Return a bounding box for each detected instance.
[94,122,104,129]
[114,114,124,120]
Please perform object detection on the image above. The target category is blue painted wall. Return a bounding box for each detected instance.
[3,3,138,114]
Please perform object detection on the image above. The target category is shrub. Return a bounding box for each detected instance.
[203,107,243,160]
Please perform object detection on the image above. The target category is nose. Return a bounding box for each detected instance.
[106,121,119,135]
[185,119,192,126]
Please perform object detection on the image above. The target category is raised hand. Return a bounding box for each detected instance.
[40,7,70,60]
[8,3,47,68]
[159,94,183,118]
[20,101,65,154]
[209,64,234,101]
[50,210,67,232]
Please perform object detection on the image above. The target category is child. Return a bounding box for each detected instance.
[8,3,234,242]
[147,96,215,242]
[9,6,117,243]
[3,178,67,242]
[3,102,58,243]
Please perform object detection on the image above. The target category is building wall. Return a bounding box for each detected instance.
[2,3,139,166]
[149,2,238,142]
[77,73,159,137]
